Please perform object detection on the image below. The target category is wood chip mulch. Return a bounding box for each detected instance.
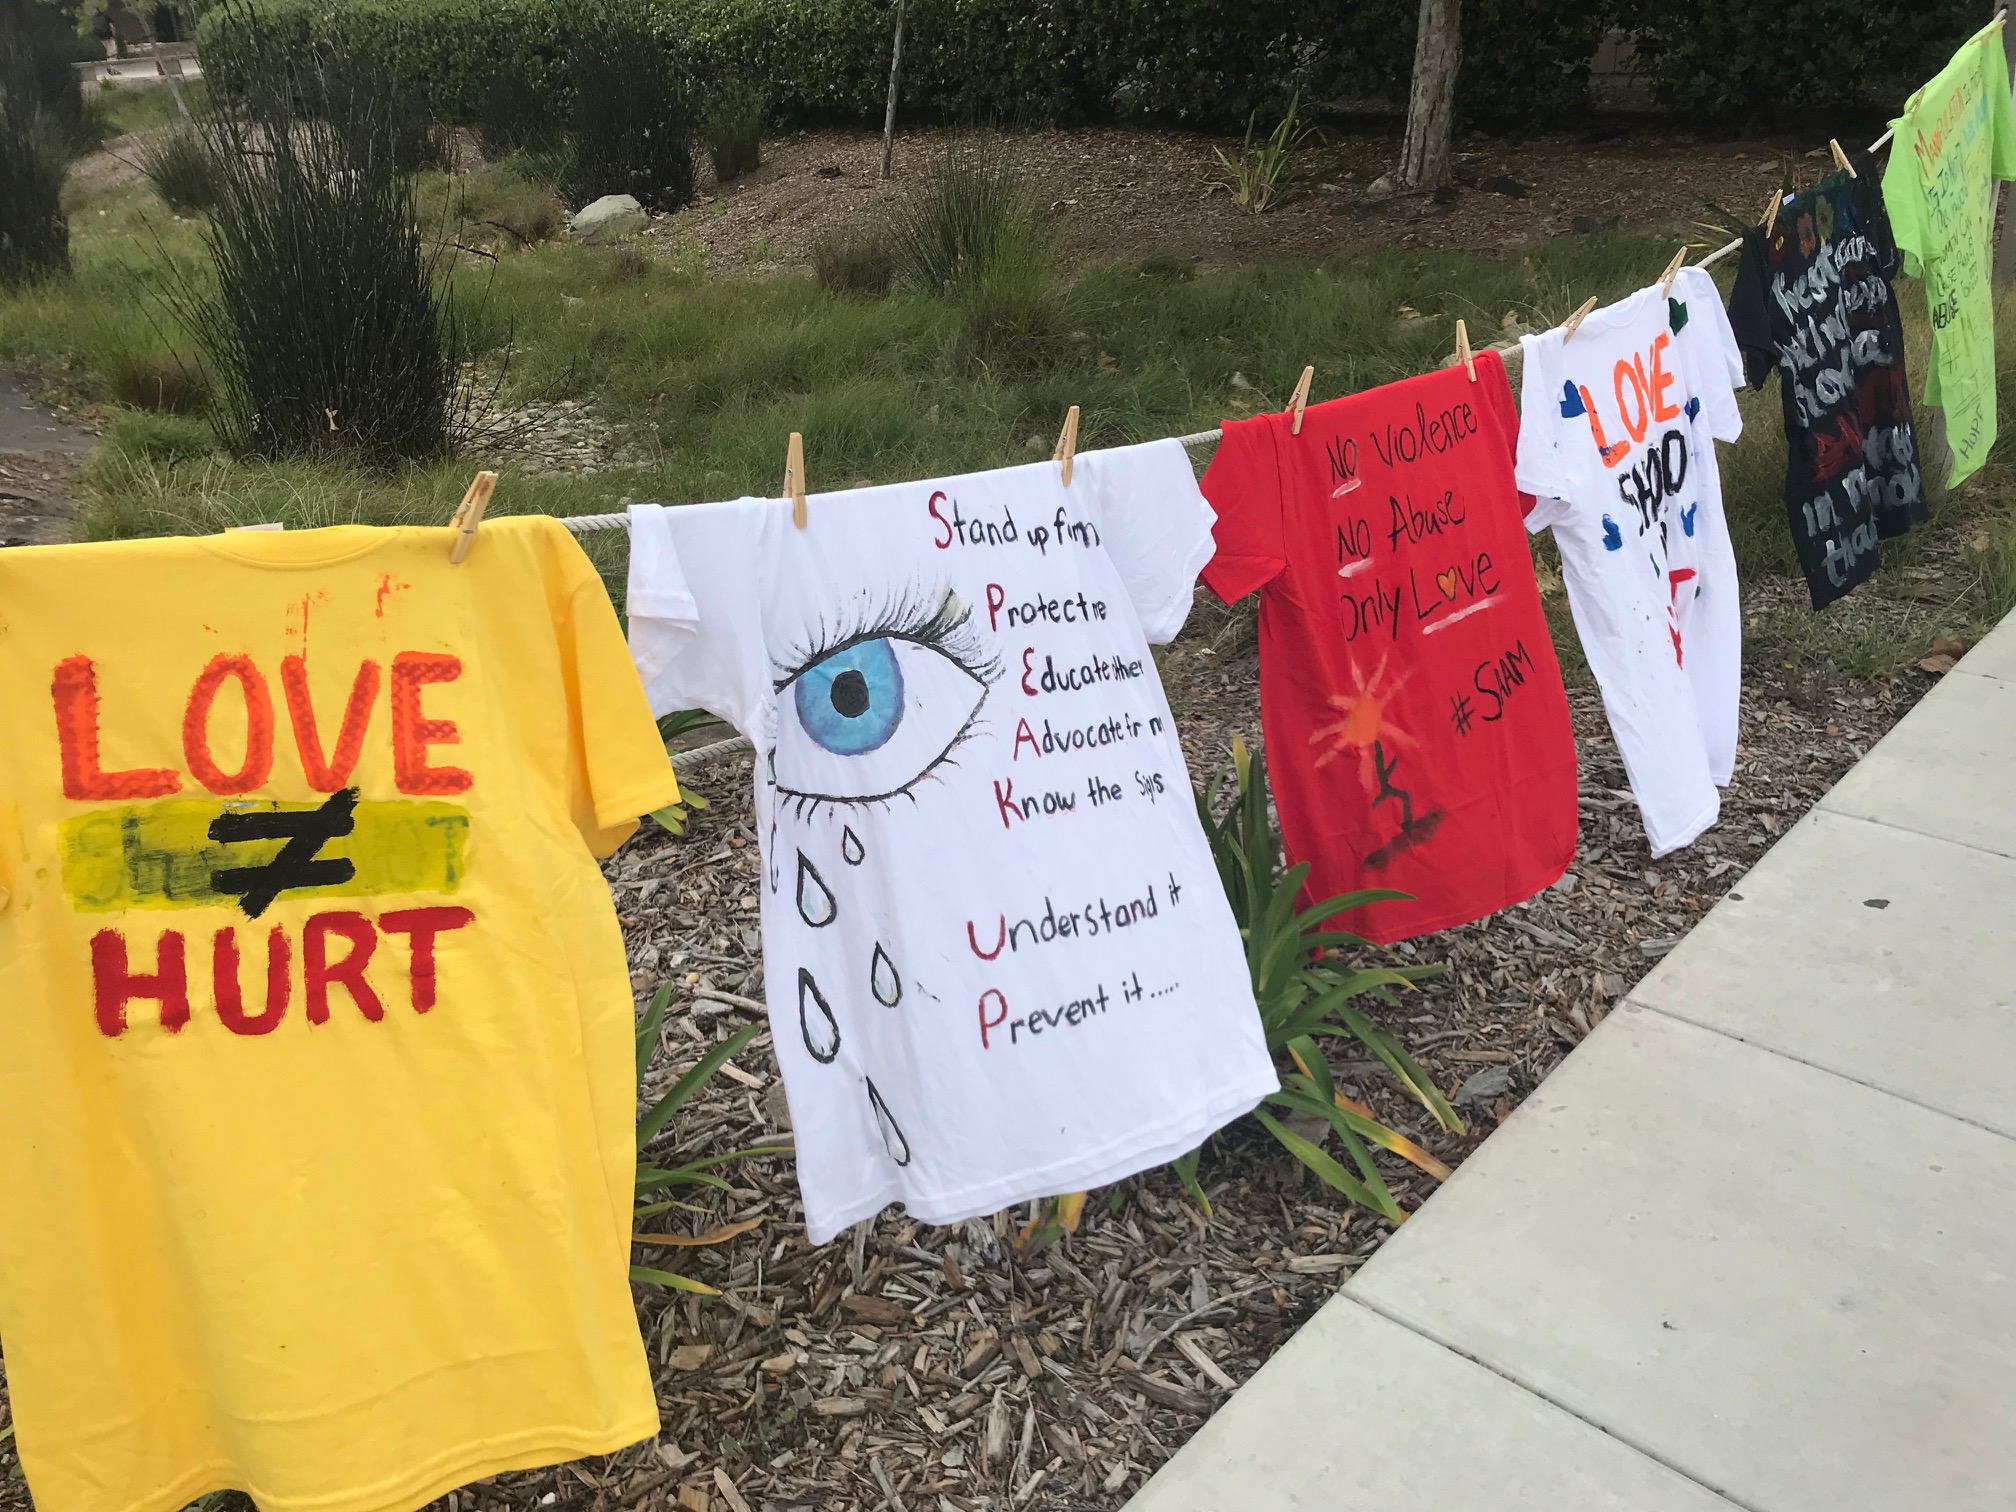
[0,611,1938,1512]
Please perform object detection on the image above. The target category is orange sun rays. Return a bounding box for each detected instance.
[1308,651,1416,797]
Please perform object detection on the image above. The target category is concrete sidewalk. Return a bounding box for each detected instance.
[1128,617,2016,1512]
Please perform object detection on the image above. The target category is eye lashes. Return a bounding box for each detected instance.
[773,584,1003,693]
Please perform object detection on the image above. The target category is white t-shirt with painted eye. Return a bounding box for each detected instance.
[626,442,1277,1244]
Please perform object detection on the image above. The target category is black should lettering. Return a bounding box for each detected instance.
[1616,428,1689,532]
[1368,399,1480,469]
[1006,980,1114,1046]
[1472,640,1538,722]
[1385,488,1468,550]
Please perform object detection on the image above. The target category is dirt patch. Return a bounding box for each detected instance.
[657,122,1830,275]
[67,129,162,199]
[0,374,95,547]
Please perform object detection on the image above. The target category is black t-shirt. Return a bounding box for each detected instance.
[1728,153,1927,610]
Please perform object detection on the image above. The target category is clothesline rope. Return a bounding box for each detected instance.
[561,427,1227,538]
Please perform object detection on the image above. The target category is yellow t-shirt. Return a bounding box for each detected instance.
[0,517,677,1512]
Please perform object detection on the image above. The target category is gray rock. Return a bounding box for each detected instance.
[569,194,646,243]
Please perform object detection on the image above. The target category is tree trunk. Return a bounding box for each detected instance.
[1399,0,1460,190]
[880,0,906,181]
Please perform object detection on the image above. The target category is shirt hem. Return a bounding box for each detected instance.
[1645,798,1720,860]
[1150,526,1218,645]
[1338,848,1577,945]
[803,1066,1280,1245]
[594,777,684,831]
[88,1415,660,1512]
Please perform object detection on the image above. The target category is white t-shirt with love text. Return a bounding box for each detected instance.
[1516,266,1747,857]
[626,443,1276,1243]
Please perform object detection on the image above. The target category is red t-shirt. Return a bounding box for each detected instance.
[1200,352,1577,943]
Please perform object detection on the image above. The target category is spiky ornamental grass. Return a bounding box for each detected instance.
[563,22,695,214]
[160,12,476,462]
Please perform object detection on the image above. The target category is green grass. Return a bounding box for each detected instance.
[89,79,205,139]
[5,152,2015,680]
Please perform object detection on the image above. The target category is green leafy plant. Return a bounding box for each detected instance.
[477,58,564,158]
[631,983,785,1292]
[649,708,723,837]
[1212,91,1312,215]
[1182,737,1460,1222]
[196,0,1611,139]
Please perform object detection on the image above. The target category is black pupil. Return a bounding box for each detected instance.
[830,670,871,719]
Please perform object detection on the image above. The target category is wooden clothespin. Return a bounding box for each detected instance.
[448,470,496,564]
[1052,405,1081,486]
[1764,186,1784,236]
[1658,247,1687,296]
[1454,319,1475,381]
[1829,138,1856,178]
[1561,296,1599,342]
[1287,365,1314,435]
[784,432,808,529]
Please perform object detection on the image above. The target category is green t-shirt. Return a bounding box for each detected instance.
[1881,20,2016,487]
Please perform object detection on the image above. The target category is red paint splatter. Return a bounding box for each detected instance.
[375,575,411,618]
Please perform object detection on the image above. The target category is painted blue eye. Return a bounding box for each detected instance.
[794,639,906,755]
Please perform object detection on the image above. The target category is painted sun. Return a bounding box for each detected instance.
[1309,651,1416,797]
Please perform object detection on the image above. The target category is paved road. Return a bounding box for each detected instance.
[1129,618,2016,1512]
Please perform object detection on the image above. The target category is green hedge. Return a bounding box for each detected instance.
[1627,0,1995,119]
[197,0,1615,135]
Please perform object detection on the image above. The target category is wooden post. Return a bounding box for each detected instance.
[880,0,906,182]
[1399,0,1461,189]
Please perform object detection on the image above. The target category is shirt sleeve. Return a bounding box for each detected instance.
[1513,333,1573,530]
[1990,27,2016,179]
[625,501,772,738]
[1196,415,1287,603]
[547,524,682,858]
[1079,438,1215,644]
[1855,158,1903,281]
[1677,267,1746,445]
[1477,351,1539,517]
[1881,117,1929,279]
[1724,233,1778,390]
